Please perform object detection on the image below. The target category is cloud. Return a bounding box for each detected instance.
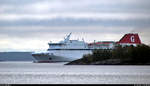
[1,13,150,20]
[0,0,150,51]
[0,17,150,27]
[0,26,150,51]
[0,26,132,51]
[0,26,146,40]
[0,26,135,41]
[1,0,150,14]
[0,39,49,52]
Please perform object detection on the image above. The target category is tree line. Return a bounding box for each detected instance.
[67,44,150,65]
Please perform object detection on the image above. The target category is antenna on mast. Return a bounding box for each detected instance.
[64,32,72,43]
[82,38,84,42]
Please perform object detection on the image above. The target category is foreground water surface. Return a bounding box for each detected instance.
[0,61,150,84]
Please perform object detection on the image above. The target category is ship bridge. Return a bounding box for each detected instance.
[48,33,88,50]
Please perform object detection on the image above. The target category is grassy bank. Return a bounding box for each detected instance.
[66,44,150,65]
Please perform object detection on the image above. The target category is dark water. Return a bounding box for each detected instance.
[0,52,34,61]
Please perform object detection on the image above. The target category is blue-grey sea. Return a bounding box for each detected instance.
[0,52,150,84]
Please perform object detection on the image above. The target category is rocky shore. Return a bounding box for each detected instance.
[65,59,150,65]
[66,44,150,65]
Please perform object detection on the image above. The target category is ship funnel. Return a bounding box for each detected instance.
[117,33,141,45]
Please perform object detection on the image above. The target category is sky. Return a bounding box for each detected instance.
[0,0,150,52]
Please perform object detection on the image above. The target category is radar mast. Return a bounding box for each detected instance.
[64,32,72,43]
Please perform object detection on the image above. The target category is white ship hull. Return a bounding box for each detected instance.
[32,50,92,63]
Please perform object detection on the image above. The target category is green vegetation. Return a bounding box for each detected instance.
[66,44,150,65]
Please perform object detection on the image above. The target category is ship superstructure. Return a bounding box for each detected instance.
[48,33,89,50]
[32,33,92,62]
[32,33,141,63]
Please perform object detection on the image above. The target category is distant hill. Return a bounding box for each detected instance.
[0,52,34,61]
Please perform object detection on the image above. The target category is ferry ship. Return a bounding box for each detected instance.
[32,33,141,63]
